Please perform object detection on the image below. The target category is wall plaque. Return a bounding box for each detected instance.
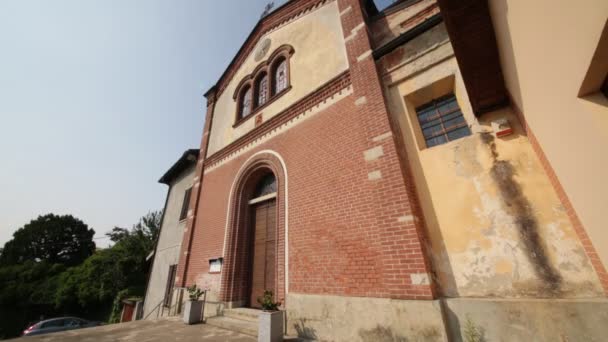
[209,258,223,273]
[254,38,272,62]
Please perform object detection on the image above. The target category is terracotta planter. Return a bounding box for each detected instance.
[183,300,203,324]
[258,310,283,342]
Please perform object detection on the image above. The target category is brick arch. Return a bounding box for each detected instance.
[220,151,287,306]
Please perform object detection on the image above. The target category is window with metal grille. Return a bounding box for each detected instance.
[179,187,192,221]
[163,264,177,307]
[257,73,269,106]
[239,86,252,118]
[416,94,471,148]
[253,173,277,199]
[274,58,287,95]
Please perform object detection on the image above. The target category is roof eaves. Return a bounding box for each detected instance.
[158,149,200,185]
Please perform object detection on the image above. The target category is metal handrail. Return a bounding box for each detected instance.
[142,286,208,321]
[171,287,186,316]
[143,299,165,320]
[142,287,184,320]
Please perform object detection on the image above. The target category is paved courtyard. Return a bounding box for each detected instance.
[17,318,256,342]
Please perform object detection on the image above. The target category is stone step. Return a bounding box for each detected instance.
[206,316,258,337]
[223,308,262,322]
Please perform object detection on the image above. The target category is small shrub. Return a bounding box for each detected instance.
[463,315,484,342]
[257,290,281,311]
[186,284,204,301]
[108,289,130,324]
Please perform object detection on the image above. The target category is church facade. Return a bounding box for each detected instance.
[155,0,608,340]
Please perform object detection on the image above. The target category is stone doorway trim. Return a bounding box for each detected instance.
[220,150,288,305]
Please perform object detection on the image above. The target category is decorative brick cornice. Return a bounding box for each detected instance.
[212,0,331,100]
[204,71,352,170]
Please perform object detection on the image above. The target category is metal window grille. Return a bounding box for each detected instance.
[275,60,287,94]
[241,87,252,118]
[415,94,471,148]
[258,74,268,106]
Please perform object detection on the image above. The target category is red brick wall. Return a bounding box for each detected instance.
[185,89,434,301]
[178,0,436,302]
[196,152,287,303]
[337,0,435,298]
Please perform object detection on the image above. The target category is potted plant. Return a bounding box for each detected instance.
[257,290,283,342]
[183,284,205,325]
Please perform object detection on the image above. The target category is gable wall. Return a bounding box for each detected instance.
[207,1,349,157]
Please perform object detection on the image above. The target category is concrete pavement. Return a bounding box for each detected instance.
[17,318,256,342]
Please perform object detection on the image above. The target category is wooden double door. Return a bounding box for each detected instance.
[249,199,277,308]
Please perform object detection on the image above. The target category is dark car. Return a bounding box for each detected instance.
[22,317,102,336]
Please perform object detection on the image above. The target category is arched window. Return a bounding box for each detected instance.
[274,58,287,95]
[253,173,277,199]
[256,73,269,107]
[240,86,252,118]
[233,45,294,126]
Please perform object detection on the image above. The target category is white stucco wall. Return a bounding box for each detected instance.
[488,0,608,269]
[206,0,349,156]
[143,165,195,319]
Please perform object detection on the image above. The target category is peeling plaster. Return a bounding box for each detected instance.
[384,31,603,298]
[421,112,602,298]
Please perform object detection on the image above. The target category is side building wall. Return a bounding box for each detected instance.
[488,0,608,290]
[377,21,603,299]
[143,166,195,319]
[373,1,608,341]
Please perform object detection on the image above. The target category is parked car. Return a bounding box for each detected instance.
[22,317,103,336]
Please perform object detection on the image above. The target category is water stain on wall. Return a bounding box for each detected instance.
[480,133,562,294]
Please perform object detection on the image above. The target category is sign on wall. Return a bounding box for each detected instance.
[209,258,223,273]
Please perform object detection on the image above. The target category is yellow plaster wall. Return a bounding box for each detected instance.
[206,0,348,156]
[381,25,603,298]
[488,0,608,268]
[370,0,437,48]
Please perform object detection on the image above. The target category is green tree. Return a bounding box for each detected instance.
[0,261,66,338]
[0,211,162,339]
[106,210,161,248]
[55,211,162,318]
[0,214,95,267]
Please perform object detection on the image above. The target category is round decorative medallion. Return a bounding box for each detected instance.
[254,38,272,62]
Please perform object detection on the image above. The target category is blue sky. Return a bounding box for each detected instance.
[374,0,396,11]
[0,0,287,247]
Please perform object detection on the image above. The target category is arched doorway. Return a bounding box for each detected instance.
[221,152,286,309]
[247,173,277,308]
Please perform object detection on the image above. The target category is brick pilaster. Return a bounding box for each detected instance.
[338,0,436,299]
[175,87,217,288]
